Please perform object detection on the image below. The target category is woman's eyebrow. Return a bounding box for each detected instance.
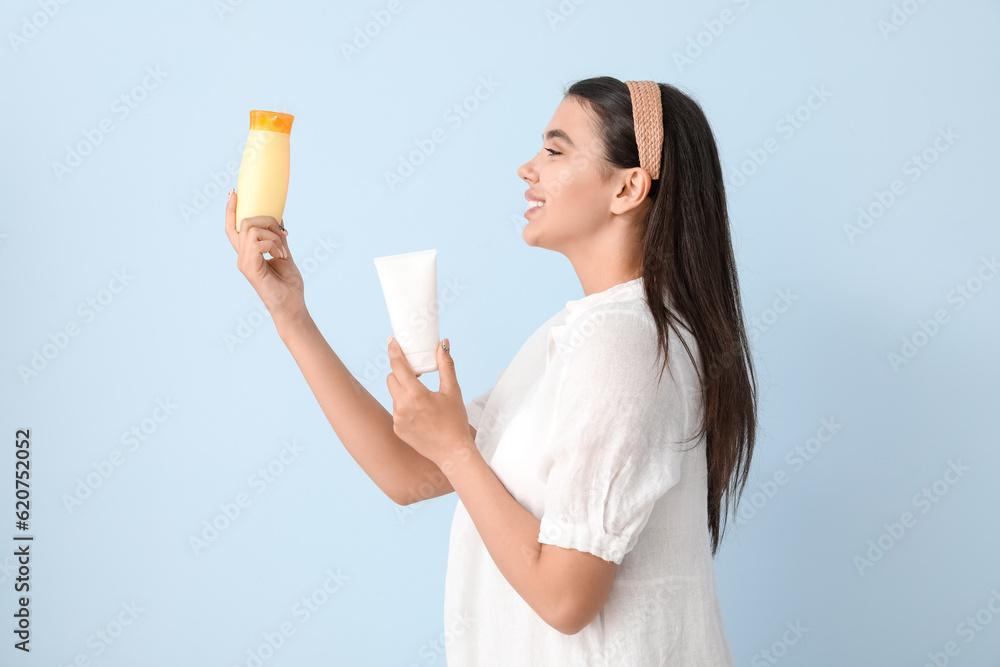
[543,129,575,147]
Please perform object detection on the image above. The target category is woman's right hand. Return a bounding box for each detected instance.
[225,189,306,327]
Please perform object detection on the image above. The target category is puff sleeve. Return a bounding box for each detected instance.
[537,307,693,565]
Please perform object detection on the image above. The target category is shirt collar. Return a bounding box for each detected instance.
[565,276,645,314]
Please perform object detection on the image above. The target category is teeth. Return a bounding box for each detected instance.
[528,200,545,208]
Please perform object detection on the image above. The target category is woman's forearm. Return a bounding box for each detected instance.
[274,311,450,505]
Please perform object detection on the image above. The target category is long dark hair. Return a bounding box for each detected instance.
[565,76,758,557]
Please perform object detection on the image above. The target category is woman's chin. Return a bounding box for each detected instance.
[521,222,542,247]
[522,221,560,252]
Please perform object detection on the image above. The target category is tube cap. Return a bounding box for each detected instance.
[406,350,438,374]
[249,110,294,134]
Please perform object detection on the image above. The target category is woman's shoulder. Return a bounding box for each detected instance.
[557,296,659,354]
[553,295,702,391]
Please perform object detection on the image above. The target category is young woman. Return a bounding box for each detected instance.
[225,75,757,665]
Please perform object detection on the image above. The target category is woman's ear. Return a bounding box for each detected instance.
[610,167,653,216]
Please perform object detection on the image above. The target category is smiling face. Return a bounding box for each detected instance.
[517,95,652,265]
[517,96,612,253]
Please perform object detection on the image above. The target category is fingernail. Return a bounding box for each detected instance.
[227,188,234,200]
[386,335,392,346]
[442,338,450,354]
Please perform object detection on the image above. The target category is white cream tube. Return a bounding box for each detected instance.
[374,249,439,374]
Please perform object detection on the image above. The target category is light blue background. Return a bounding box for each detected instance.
[2,0,998,664]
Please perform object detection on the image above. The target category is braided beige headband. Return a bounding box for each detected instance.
[624,80,663,181]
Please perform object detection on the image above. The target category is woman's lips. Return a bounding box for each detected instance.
[524,202,545,218]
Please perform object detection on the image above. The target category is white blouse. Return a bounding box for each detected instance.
[445,276,735,666]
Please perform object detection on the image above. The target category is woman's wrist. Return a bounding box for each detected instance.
[274,307,314,341]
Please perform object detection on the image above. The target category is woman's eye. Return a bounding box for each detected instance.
[545,148,561,156]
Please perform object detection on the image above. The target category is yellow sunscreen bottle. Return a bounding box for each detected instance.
[235,110,294,232]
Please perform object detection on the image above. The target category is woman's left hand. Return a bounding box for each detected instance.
[386,337,475,472]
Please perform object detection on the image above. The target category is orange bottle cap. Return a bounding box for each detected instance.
[249,110,294,134]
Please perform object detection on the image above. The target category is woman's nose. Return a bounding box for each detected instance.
[517,159,535,183]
